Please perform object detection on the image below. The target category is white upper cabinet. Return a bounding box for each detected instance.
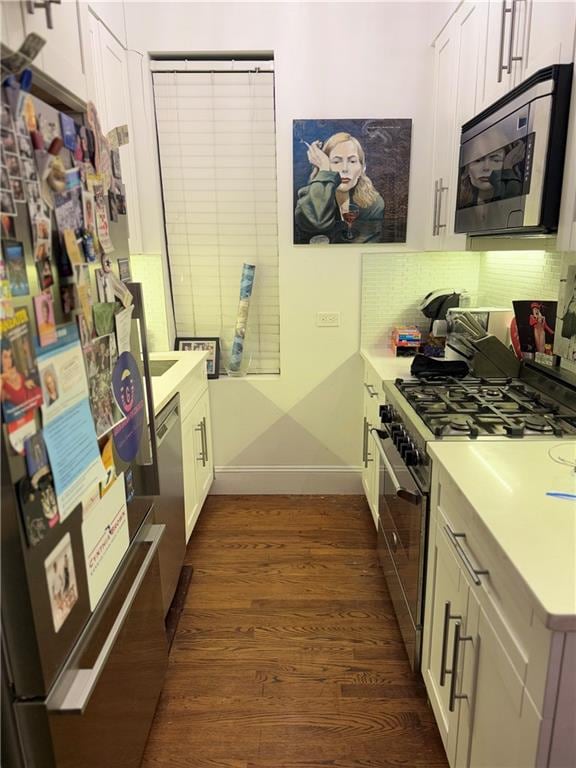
[21,0,87,101]
[427,23,459,249]
[519,0,576,81]
[454,2,488,128]
[85,12,141,252]
[428,1,484,250]
[480,0,576,112]
[1,1,26,53]
[479,0,526,110]
[87,1,127,47]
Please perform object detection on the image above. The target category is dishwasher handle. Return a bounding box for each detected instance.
[46,524,165,715]
[156,408,180,447]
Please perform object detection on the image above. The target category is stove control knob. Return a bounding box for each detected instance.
[405,449,420,466]
[396,437,409,453]
[390,424,402,439]
[380,404,394,423]
[399,440,412,459]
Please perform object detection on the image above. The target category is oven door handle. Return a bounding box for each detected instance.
[369,429,422,506]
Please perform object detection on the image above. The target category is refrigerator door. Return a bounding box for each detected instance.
[1,438,92,699]
[1,92,158,698]
[12,521,167,768]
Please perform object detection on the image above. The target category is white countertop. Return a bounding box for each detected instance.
[149,351,207,414]
[360,348,416,381]
[429,440,576,630]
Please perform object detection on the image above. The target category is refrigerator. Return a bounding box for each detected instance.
[1,89,168,768]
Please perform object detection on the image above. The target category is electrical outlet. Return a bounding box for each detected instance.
[316,312,340,327]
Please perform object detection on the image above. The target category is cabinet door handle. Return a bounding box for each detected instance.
[440,601,461,686]
[26,0,61,30]
[432,179,440,236]
[508,0,525,72]
[201,416,208,466]
[362,417,368,467]
[436,178,448,232]
[195,422,206,466]
[498,0,511,81]
[364,382,378,399]
[444,525,489,586]
[448,621,473,712]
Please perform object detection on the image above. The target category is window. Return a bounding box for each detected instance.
[151,59,280,374]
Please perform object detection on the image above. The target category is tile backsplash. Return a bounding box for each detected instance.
[361,248,576,374]
[478,251,563,306]
[361,252,481,350]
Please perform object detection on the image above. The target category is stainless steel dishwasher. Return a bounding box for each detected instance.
[154,395,186,616]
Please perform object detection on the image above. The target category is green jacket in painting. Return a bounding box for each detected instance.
[294,170,385,244]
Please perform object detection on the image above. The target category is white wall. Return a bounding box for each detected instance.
[123,1,450,492]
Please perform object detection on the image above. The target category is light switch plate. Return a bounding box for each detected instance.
[316,312,340,327]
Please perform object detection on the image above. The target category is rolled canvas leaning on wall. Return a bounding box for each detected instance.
[227,263,256,375]
[293,118,412,245]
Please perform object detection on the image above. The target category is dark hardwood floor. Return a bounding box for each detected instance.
[141,495,448,768]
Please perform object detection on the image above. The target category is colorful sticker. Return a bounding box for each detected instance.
[112,352,144,462]
[44,532,78,633]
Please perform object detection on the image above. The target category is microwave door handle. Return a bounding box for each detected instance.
[369,429,422,506]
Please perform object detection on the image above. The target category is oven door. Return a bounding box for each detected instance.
[369,428,428,670]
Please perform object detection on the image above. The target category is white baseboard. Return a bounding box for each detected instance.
[212,465,363,494]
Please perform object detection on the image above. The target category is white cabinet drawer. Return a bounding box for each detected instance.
[436,466,553,714]
[363,360,384,425]
[180,366,208,422]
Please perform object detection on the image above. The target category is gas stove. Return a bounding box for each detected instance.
[380,365,576,492]
[395,376,576,439]
[374,362,576,674]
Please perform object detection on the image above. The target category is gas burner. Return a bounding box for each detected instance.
[524,416,554,433]
[481,388,505,399]
[523,415,564,436]
[432,416,479,439]
[408,391,439,402]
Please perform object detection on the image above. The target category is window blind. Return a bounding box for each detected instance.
[151,63,280,374]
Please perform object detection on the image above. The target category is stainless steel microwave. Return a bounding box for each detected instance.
[455,64,573,236]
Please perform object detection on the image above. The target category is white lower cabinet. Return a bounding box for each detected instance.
[181,387,213,542]
[361,361,383,528]
[190,391,213,514]
[423,464,575,767]
[457,587,542,768]
[422,520,468,764]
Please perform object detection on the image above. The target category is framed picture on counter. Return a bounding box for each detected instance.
[175,337,220,379]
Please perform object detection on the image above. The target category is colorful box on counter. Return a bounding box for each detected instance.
[391,326,421,356]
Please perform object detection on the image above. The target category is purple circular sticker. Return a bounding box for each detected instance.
[112,352,144,463]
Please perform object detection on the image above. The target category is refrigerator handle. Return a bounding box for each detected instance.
[45,524,165,716]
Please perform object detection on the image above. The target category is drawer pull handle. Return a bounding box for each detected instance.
[364,382,379,399]
[440,601,461,687]
[448,621,473,712]
[444,525,489,586]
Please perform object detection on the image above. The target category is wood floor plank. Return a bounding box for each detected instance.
[141,495,447,768]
